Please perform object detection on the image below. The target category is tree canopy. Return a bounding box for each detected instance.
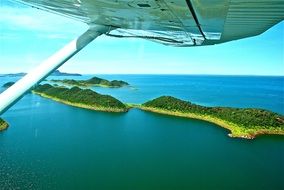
[143,96,284,129]
[34,84,127,111]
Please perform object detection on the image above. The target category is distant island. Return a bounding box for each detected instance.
[2,82,15,88]
[0,70,81,77]
[2,82,33,94]
[50,76,129,88]
[50,70,82,76]
[134,96,284,139]
[0,72,26,77]
[0,118,8,131]
[33,84,128,112]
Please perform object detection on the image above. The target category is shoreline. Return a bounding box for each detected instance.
[25,92,284,139]
[33,91,128,113]
[134,105,284,139]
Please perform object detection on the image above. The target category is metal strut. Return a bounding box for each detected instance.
[0,25,109,115]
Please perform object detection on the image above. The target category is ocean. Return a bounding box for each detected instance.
[0,75,283,189]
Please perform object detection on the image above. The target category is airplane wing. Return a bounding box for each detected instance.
[13,0,284,46]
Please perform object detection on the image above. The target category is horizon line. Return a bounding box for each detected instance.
[1,72,284,77]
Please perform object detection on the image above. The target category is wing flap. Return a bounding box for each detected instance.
[221,0,284,42]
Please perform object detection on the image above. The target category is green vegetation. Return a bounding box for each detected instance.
[2,82,32,94]
[2,82,15,88]
[51,76,129,88]
[139,96,284,139]
[0,118,8,131]
[33,84,128,112]
[5,79,282,139]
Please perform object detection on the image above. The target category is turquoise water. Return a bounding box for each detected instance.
[1,75,284,189]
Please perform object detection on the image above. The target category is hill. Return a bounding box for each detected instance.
[140,96,284,139]
[33,84,128,112]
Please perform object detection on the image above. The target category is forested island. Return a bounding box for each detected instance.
[0,70,81,78]
[2,80,284,139]
[2,82,15,88]
[0,72,26,77]
[2,82,33,94]
[0,118,8,131]
[136,96,284,139]
[51,70,81,76]
[33,84,128,112]
[51,76,129,88]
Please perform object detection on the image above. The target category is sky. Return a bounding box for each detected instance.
[0,0,283,75]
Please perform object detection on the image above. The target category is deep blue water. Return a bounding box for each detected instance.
[0,75,284,189]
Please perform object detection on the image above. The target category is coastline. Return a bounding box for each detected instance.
[33,91,128,113]
[29,91,284,139]
[135,105,284,139]
[0,119,9,131]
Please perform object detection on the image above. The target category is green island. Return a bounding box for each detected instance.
[2,82,15,88]
[133,96,284,139]
[3,81,284,139]
[0,118,8,131]
[33,84,128,112]
[51,76,129,88]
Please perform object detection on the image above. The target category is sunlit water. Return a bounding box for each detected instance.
[0,75,283,189]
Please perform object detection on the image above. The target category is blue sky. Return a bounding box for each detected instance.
[0,0,283,75]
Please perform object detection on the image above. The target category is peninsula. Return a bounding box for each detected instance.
[0,118,8,131]
[33,84,128,112]
[51,76,129,88]
[136,96,284,139]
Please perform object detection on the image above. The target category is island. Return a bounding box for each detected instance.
[0,72,26,77]
[33,84,128,112]
[50,76,129,88]
[2,82,15,88]
[51,70,81,76]
[0,118,8,131]
[3,82,284,139]
[0,70,81,77]
[135,96,284,139]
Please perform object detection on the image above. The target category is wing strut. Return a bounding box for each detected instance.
[0,25,109,115]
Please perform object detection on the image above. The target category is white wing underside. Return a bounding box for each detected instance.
[12,0,284,46]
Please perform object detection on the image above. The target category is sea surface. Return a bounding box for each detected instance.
[0,75,284,190]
